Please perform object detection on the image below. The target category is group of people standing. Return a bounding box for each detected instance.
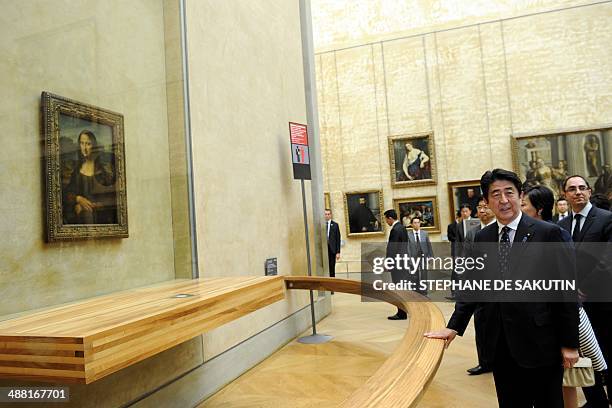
[323,167,611,407]
[426,169,612,408]
[384,209,434,320]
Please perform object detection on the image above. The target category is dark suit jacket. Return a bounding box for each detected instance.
[447,214,579,368]
[387,222,409,283]
[327,220,341,255]
[456,218,479,243]
[558,205,612,301]
[448,222,458,257]
[553,212,571,224]
[447,222,457,242]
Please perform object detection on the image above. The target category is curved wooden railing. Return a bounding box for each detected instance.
[284,276,446,408]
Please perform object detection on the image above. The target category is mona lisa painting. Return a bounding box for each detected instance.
[42,92,128,242]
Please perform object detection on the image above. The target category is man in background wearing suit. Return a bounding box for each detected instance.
[456,203,479,243]
[552,197,570,223]
[447,210,460,253]
[384,209,409,320]
[324,209,341,278]
[425,168,579,407]
[464,197,496,376]
[559,175,612,406]
[407,216,433,294]
[447,210,461,300]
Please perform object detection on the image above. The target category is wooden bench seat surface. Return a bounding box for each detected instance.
[0,276,285,383]
[0,277,280,337]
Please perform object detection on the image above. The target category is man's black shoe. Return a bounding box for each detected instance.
[467,365,491,375]
[387,314,407,320]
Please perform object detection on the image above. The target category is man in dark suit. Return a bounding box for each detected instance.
[425,169,579,407]
[407,216,433,293]
[452,205,478,300]
[384,209,409,320]
[559,175,612,406]
[456,203,479,243]
[552,197,570,223]
[464,198,496,376]
[447,210,460,252]
[324,209,341,278]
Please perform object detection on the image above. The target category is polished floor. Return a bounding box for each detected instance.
[199,293,579,407]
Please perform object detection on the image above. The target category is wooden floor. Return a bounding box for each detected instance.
[199,294,497,407]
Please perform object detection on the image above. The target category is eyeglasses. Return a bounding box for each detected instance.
[565,185,589,193]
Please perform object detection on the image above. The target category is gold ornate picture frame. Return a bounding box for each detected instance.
[42,91,128,242]
[393,196,440,234]
[388,132,436,188]
[447,180,482,220]
[324,192,331,211]
[343,190,384,237]
[511,126,612,199]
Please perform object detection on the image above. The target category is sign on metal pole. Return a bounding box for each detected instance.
[289,121,331,344]
[289,122,311,180]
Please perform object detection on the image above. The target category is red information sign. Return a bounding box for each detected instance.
[289,122,308,146]
[289,122,311,180]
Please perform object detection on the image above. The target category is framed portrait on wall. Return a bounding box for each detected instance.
[447,180,483,220]
[324,192,331,211]
[388,132,436,188]
[393,196,440,234]
[512,126,612,199]
[42,91,128,242]
[343,190,384,237]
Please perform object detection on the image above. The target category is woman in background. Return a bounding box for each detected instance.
[402,142,430,181]
[65,130,116,224]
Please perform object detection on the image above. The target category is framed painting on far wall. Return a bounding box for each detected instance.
[42,91,128,242]
[512,126,612,199]
[343,190,384,237]
[324,192,331,211]
[447,180,482,220]
[388,132,436,188]
[393,196,440,233]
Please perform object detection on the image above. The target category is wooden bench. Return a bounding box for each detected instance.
[0,275,445,407]
[0,276,285,384]
[285,276,445,408]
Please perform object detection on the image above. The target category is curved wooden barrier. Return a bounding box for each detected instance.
[285,276,446,408]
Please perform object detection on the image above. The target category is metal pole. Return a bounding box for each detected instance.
[297,179,331,344]
[302,180,317,334]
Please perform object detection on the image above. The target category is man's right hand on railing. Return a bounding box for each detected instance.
[423,328,457,349]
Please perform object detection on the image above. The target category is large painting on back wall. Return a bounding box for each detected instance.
[388,132,436,188]
[343,190,384,237]
[393,196,440,234]
[42,92,129,242]
[512,127,612,199]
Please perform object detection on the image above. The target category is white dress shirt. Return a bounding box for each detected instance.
[571,202,592,235]
[462,217,472,238]
[497,212,522,245]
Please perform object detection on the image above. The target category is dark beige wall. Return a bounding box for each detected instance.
[186,0,315,360]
